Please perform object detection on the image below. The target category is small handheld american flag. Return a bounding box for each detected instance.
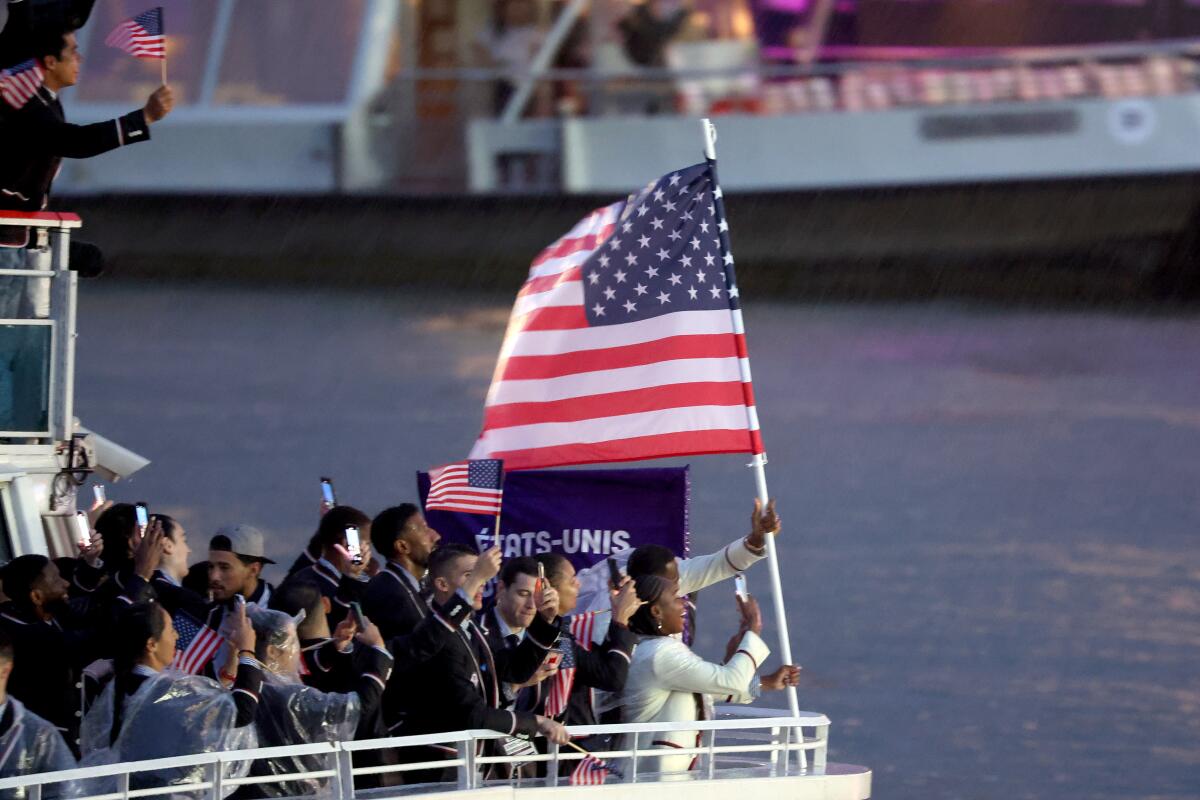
[172,611,224,675]
[0,60,44,110]
[570,753,615,785]
[544,612,596,719]
[425,459,504,515]
[105,7,166,59]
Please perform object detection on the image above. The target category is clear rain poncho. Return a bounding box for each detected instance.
[244,607,359,799]
[0,698,78,800]
[78,671,256,798]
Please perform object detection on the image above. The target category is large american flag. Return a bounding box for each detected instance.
[0,60,43,110]
[543,611,596,719]
[469,163,762,470]
[172,611,224,675]
[425,459,504,515]
[105,7,166,59]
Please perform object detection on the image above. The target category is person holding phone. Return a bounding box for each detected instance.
[240,604,393,798]
[614,574,799,776]
[523,554,641,746]
[282,506,373,630]
[362,504,441,641]
[80,598,262,791]
[395,544,569,783]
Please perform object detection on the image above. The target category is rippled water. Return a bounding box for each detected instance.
[76,284,1200,800]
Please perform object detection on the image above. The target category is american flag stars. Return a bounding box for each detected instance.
[582,163,736,326]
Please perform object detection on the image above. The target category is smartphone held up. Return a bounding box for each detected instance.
[345,526,363,565]
[74,512,91,548]
[320,478,337,514]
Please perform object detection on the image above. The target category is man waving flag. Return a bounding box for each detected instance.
[469,162,762,470]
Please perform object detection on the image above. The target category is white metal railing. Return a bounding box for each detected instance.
[0,708,830,799]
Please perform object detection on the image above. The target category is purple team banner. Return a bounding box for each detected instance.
[416,466,690,572]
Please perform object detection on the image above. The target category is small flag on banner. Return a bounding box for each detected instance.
[0,60,43,110]
[172,611,224,675]
[569,754,612,785]
[425,459,504,516]
[105,7,166,59]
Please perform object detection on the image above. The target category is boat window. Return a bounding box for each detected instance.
[0,324,53,437]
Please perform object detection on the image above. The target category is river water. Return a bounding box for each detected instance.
[74,283,1200,800]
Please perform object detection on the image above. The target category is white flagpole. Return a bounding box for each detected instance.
[701,119,802,724]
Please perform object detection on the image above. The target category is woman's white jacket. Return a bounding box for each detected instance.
[617,630,769,775]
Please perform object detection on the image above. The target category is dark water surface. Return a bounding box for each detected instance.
[77,284,1200,800]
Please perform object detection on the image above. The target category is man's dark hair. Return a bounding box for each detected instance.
[314,506,370,552]
[370,504,420,561]
[627,544,676,580]
[0,627,12,664]
[534,552,571,584]
[428,543,477,582]
[96,503,137,568]
[209,536,259,567]
[151,514,181,542]
[0,554,50,608]
[29,25,70,67]
[498,556,538,588]
[270,579,323,622]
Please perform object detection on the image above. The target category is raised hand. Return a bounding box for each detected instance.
[735,594,763,636]
[144,85,174,123]
[229,600,256,654]
[331,543,366,578]
[463,545,502,600]
[747,498,780,550]
[537,582,560,622]
[132,517,165,580]
[355,618,385,650]
[332,617,358,651]
[760,664,801,691]
[610,576,643,626]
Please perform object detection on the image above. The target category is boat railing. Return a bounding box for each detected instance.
[0,707,830,799]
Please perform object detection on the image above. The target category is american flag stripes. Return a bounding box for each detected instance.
[425,459,504,515]
[105,7,166,59]
[569,754,612,785]
[0,60,43,110]
[468,162,762,470]
[544,612,597,719]
[172,611,224,675]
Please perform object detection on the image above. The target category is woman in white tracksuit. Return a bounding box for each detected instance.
[617,574,800,776]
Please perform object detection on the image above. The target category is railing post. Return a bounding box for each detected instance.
[209,760,223,800]
[769,726,782,776]
[548,740,560,787]
[630,735,639,783]
[457,738,476,790]
[796,721,808,775]
[47,228,75,443]
[814,722,828,774]
[118,770,130,800]
[28,782,42,800]
[705,730,716,780]
[335,746,356,800]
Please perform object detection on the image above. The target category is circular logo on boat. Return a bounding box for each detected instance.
[1108,99,1156,145]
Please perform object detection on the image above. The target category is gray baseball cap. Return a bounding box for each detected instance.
[211,523,276,564]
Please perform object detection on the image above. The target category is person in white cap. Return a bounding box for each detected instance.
[204,524,276,640]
